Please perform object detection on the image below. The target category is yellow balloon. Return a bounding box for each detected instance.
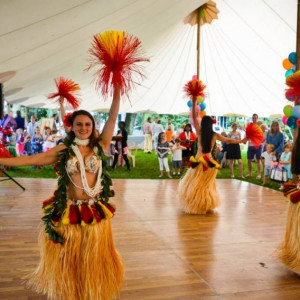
[197,96,203,103]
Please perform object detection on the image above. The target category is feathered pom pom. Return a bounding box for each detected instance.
[48,77,81,109]
[184,79,206,98]
[69,204,81,224]
[63,112,73,127]
[245,123,263,148]
[80,204,94,226]
[286,70,300,104]
[0,144,12,158]
[87,30,149,98]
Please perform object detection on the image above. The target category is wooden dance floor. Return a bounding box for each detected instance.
[1,178,300,299]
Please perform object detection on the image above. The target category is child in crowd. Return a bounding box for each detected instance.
[166,125,173,142]
[261,143,276,185]
[171,138,186,176]
[15,128,25,156]
[24,135,32,155]
[169,133,177,147]
[43,127,56,152]
[279,143,293,185]
[156,132,172,178]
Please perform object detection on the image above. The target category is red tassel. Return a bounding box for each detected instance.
[42,197,55,207]
[0,144,12,158]
[245,123,263,148]
[103,202,116,215]
[51,208,61,222]
[94,201,106,219]
[87,30,149,98]
[80,204,94,224]
[183,79,206,98]
[290,190,300,203]
[91,204,101,222]
[69,204,81,224]
[48,77,81,109]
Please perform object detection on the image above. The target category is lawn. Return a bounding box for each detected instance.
[2,150,281,191]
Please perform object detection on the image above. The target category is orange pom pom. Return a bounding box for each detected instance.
[87,30,149,98]
[245,123,263,148]
[184,79,206,98]
[48,77,81,109]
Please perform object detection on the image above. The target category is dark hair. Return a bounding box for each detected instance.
[201,116,215,153]
[118,121,125,128]
[66,110,100,148]
[184,123,193,132]
[292,128,300,175]
[16,111,21,116]
[158,132,165,143]
[147,117,152,122]
[52,113,58,118]
[175,138,180,143]
[253,113,258,118]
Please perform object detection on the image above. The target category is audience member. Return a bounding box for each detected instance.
[266,121,284,159]
[14,110,25,130]
[142,117,153,153]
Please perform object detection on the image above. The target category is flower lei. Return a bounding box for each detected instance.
[42,136,113,244]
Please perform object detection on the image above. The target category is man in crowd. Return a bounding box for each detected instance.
[14,110,25,130]
[165,118,174,132]
[27,115,39,137]
[246,113,263,179]
[143,117,153,153]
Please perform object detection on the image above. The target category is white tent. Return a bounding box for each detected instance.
[0,0,297,117]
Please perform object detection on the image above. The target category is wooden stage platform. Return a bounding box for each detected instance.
[1,178,300,299]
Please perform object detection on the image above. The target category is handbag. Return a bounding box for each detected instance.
[270,165,288,183]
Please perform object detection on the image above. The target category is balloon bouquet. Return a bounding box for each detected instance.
[282,52,300,129]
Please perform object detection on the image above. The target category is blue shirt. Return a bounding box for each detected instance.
[266,132,284,157]
[15,115,25,130]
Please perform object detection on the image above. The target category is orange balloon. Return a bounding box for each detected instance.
[200,110,206,118]
[283,58,293,70]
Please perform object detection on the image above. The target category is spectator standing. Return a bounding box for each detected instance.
[27,115,39,137]
[142,117,153,153]
[165,125,174,142]
[31,126,44,155]
[14,110,25,130]
[176,123,186,137]
[279,143,293,184]
[165,118,174,132]
[156,132,172,178]
[227,123,244,178]
[266,121,284,159]
[52,113,59,134]
[153,119,164,149]
[178,123,196,173]
[15,128,25,156]
[43,127,57,152]
[261,144,276,185]
[171,138,186,176]
[246,113,263,179]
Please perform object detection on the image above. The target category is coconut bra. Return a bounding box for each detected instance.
[66,155,101,174]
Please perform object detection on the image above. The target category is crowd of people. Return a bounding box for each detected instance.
[141,113,292,185]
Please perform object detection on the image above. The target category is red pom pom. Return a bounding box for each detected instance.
[245,123,263,148]
[80,204,94,224]
[0,144,12,158]
[184,79,206,98]
[63,112,73,127]
[48,77,81,109]
[42,197,55,207]
[87,30,149,98]
[69,204,81,224]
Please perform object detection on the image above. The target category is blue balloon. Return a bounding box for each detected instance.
[292,105,300,118]
[200,102,206,111]
[285,69,295,78]
[187,100,192,107]
[287,116,297,129]
[289,52,296,65]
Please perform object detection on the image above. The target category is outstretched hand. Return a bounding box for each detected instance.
[59,96,64,105]
[242,137,248,144]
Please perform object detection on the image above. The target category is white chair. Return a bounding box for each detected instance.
[125,141,137,167]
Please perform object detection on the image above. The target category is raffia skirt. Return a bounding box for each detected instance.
[26,220,123,300]
[177,165,220,214]
[277,202,300,274]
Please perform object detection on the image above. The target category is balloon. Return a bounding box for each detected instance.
[192,75,198,80]
[283,58,293,70]
[292,105,300,118]
[197,117,201,124]
[189,111,193,117]
[288,52,296,65]
[187,100,192,107]
[197,96,203,103]
[282,115,288,125]
[287,116,297,129]
[283,105,293,117]
[199,110,206,118]
[200,102,206,111]
[195,105,200,113]
[285,69,295,78]
[189,117,194,126]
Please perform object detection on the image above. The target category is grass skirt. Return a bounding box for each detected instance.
[26,219,123,300]
[277,202,300,275]
[177,165,220,214]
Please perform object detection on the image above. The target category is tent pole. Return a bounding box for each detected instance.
[197,7,201,78]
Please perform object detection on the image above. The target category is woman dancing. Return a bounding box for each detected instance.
[178,95,246,214]
[0,85,123,300]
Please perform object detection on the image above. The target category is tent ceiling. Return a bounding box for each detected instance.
[0,0,297,117]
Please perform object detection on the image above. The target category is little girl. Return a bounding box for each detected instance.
[156,132,172,178]
[15,128,25,156]
[280,143,293,184]
[261,143,276,185]
[43,127,56,152]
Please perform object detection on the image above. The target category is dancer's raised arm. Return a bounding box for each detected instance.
[192,96,201,137]
[99,84,121,150]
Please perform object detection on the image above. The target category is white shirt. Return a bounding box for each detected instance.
[261,151,276,167]
[172,144,184,161]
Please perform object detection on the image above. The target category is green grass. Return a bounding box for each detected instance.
[3,150,281,191]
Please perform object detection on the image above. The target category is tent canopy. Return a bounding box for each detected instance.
[0,0,297,117]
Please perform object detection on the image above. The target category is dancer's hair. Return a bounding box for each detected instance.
[291,128,300,175]
[201,116,215,153]
[67,110,100,147]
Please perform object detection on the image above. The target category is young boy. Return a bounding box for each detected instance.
[171,138,186,176]
[261,143,276,185]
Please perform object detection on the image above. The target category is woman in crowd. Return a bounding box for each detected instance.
[266,121,284,159]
